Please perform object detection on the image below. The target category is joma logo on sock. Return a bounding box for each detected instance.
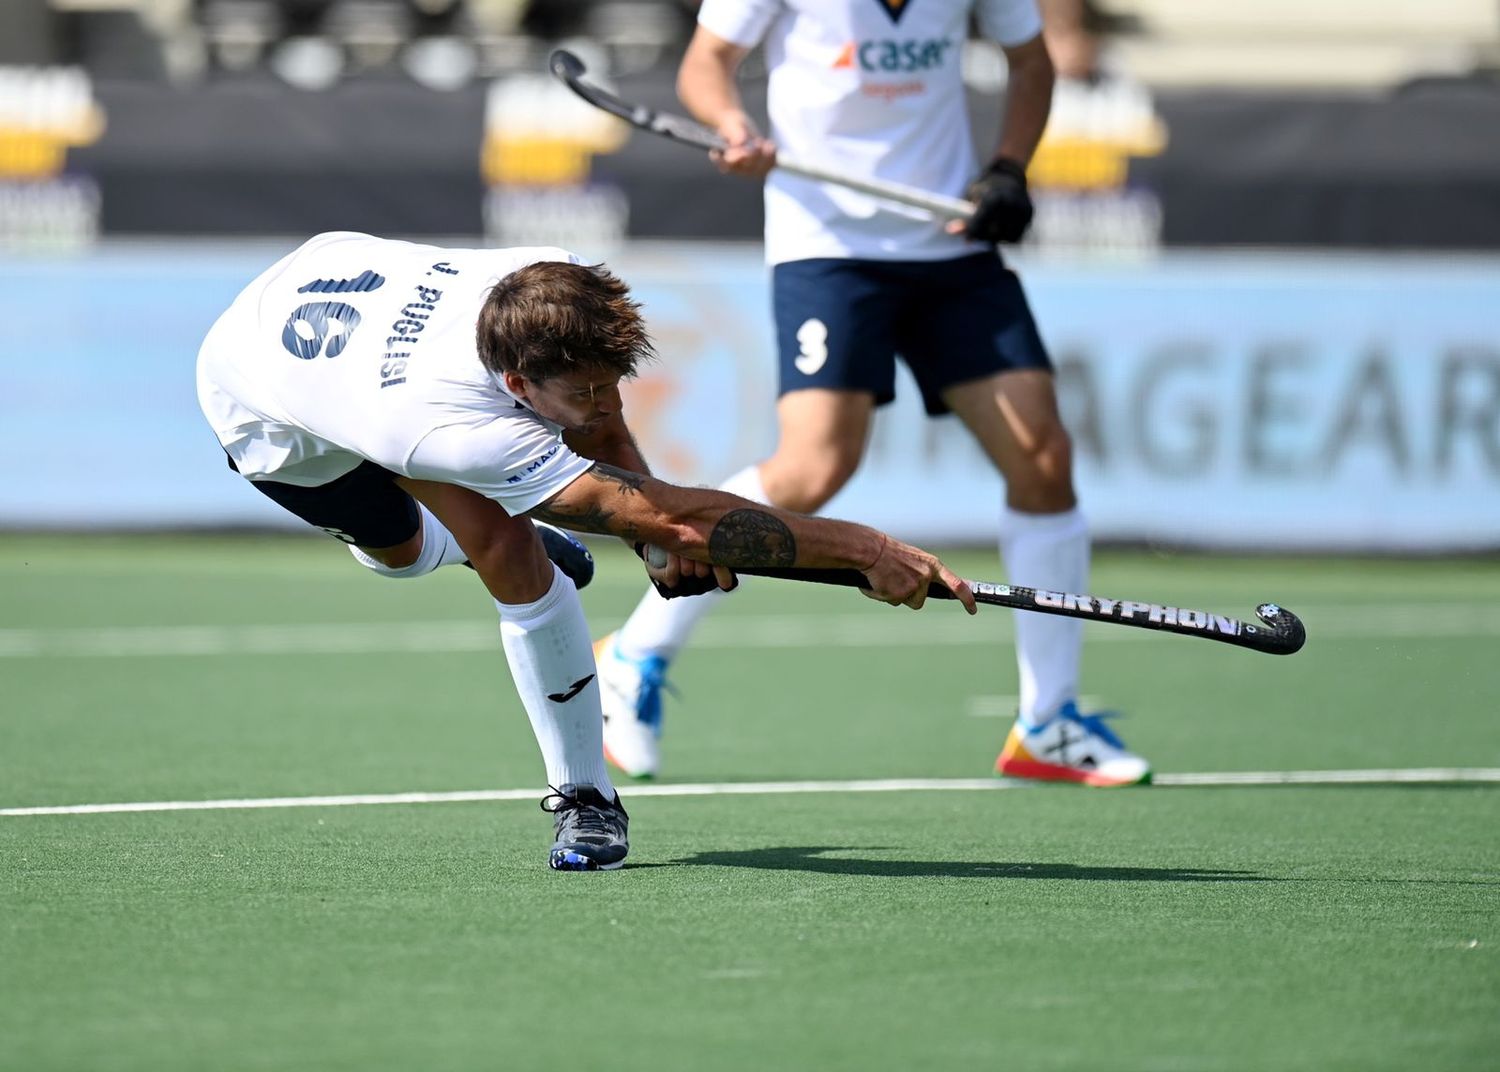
[547,674,595,703]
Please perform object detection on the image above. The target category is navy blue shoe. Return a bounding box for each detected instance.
[536,522,595,589]
[542,784,629,871]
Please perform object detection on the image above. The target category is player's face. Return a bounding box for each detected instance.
[509,369,624,433]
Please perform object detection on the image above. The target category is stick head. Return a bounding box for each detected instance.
[549,49,585,83]
[1249,602,1307,655]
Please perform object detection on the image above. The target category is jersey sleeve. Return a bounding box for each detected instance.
[405,418,596,516]
[697,0,783,49]
[975,0,1044,47]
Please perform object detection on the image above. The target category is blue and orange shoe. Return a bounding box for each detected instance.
[593,633,674,779]
[995,702,1152,786]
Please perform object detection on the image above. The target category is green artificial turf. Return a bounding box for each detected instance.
[1,536,1496,1071]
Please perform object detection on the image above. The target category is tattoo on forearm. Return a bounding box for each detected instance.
[528,500,615,536]
[527,465,643,540]
[592,463,645,494]
[708,509,797,567]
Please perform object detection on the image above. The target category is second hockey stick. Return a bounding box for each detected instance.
[549,49,976,222]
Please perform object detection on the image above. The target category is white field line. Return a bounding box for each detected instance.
[2,603,1500,658]
[3,769,1498,818]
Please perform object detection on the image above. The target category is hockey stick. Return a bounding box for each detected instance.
[548,49,976,222]
[732,566,1307,656]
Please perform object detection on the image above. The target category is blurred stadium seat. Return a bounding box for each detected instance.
[1094,0,1500,89]
[42,0,698,84]
[31,0,1498,92]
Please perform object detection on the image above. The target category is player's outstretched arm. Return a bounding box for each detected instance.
[527,464,975,612]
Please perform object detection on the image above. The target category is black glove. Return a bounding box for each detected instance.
[963,157,1034,244]
[632,543,737,600]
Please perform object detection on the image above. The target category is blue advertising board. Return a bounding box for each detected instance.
[2,242,1496,550]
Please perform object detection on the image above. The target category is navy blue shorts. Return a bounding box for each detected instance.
[771,252,1051,415]
[228,454,420,548]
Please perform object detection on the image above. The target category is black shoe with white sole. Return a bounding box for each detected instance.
[542,784,629,871]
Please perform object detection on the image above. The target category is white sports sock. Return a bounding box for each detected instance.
[497,564,616,796]
[612,464,768,662]
[348,504,467,578]
[999,506,1090,727]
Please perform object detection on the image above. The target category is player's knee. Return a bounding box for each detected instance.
[1037,425,1073,484]
[1006,426,1076,510]
[771,451,861,512]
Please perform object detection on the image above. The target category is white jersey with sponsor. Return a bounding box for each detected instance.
[196,231,593,514]
[697,0,1042,265]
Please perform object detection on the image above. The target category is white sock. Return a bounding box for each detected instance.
[612,464,768,663]
[999,506,1090,727]
[497,564,616,796]
[348,504,467,578]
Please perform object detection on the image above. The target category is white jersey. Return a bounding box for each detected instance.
[196,232,594,515]
[698,0,1042,265]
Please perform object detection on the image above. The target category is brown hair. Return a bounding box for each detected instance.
[476,260,656,380]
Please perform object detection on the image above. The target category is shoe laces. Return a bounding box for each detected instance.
[539,785,623,837]
[1058,703,1129,749]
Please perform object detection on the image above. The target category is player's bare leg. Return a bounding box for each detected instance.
[395,479,553,602]
[942,370,1150,786]
[600,389,877,777]
[943,369,1076,514]
[757,389,876,514]
[399,479,628,867]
